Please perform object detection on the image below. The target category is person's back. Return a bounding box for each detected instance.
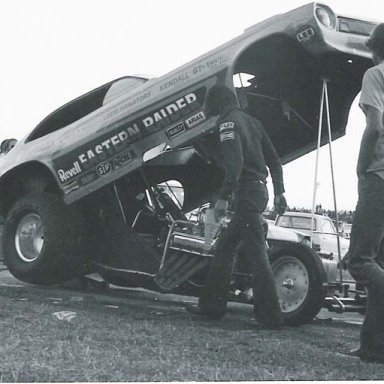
[186,85,287,329]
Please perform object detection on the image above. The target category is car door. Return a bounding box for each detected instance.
[317,217,345,257]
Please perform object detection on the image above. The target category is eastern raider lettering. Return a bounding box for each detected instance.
[142,93,197,129]
[55,88,205,183]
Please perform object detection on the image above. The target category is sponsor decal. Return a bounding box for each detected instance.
[62,149,137,192]
[192,52,230,75]
[185,111,206,129]
[63,180,80,195]
[220,131,235,142]
[141,93,198,129]
[160,72,190,92]
[111,149,136,170]
[167,122,185,139]
[296,26,315,42]
[58,161,82,182]
[96,162,112,177]
[54,87,206,185]
[105,91,152,121]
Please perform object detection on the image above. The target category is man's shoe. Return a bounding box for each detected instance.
[185,303,205,316]
[344,348,363,358]
[360,353,384,364]
[184,303,223,319]
[344,348,384,363]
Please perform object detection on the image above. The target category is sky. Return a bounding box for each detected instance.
[0,0,382,211]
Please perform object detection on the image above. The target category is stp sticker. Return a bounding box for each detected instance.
[96,162,112,177]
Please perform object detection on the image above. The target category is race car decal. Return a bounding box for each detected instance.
[53,87,207,185]
[96,162,112,177]
[185,111,206,129]
[296,25,315,42]
[57,161,82,183]
[167,122,185,139]
[60,148,138,193]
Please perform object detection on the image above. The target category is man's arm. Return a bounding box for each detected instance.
[261,126,287,214]
[357,105,383,177]
[214,121,243,221]
[261,127,284,192]
[217,122,243,200]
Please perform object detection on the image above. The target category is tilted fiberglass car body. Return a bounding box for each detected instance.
[0,3,376,324]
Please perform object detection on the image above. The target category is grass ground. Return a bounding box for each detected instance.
[0,280,384,382]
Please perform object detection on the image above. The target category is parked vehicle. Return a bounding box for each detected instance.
[341,222,353,239]
[0,3,376,324]
[275,211,350,258]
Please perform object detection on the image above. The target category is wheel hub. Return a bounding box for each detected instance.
[15,213,44,262]
[282,278,295,289]
[272,256,309,313]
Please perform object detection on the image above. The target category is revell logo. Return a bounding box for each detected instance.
[185,111,206,129]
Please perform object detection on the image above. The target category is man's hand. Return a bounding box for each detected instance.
[214,199,228,222]
[274,194,287,215]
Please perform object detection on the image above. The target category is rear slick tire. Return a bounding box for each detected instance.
[3,192,86,285]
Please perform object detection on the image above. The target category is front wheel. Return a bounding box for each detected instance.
[3,192,86,285]
[269,242,327,326]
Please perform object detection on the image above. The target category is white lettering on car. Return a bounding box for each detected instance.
[58,92,200,175]
[185,111,206,129]
[142,93,197,128]
[58,161,82,182]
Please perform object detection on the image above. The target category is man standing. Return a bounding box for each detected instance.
[347,23,384,363]
[186,85,287,329]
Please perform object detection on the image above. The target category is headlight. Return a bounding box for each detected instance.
[301,238,311,247]
[315,5,336,29]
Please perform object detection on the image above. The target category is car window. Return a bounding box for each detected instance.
[276,216,291,227]
[103,77,148,105]
[291,217,315,230]
[145,180,184,210]
[276,215,316,231]
[320,218,336,234]
[27,76,148,142]
[158,180,184,209]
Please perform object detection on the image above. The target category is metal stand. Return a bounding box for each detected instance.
[311,78,343,289]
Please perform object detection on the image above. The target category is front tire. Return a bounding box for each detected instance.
[3,193,86,285]
[269,242,327,326]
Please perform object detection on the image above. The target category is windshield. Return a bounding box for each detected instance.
[276,215,316,231]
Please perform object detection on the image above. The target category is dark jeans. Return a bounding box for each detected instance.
[198,181,282,326]
[348,173,384,356]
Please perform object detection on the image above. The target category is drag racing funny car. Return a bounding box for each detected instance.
[0,3,377,324]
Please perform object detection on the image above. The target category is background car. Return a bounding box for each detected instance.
[275,211,350,259]
[341,222,353,239]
